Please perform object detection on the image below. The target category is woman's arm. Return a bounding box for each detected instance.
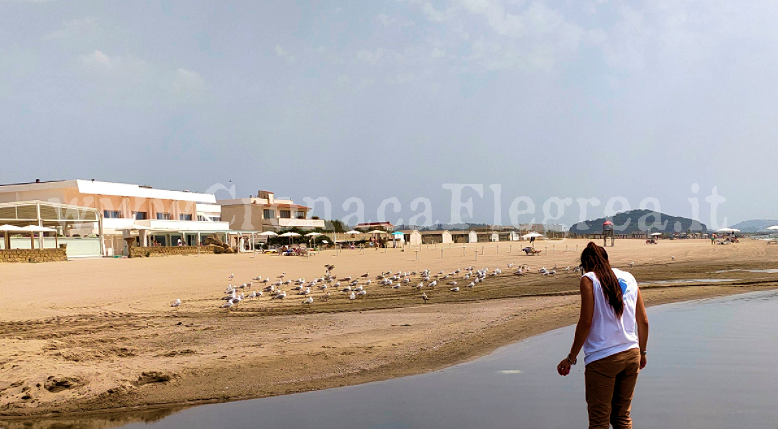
[557,277,594,376]
[635,287,649,369]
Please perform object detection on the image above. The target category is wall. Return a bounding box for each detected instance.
[129,246,215,258]
[1,237,101,257]
[0,247,67,263]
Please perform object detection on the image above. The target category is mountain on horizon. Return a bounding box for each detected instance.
[569,209,707,235]
[730,219,778,232]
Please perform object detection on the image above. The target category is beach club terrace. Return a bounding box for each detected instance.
[0,179,230,256]
[218,190,325,232]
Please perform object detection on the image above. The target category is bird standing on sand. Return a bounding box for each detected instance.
[450,287,460,292]
[303,296,313,305]
[629,262,635,267]
[421,293,429,303]
[349,292,356,301]
[171,299,181,308]
[221,301,233,309]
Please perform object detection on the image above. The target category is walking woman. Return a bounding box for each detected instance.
[557,242,649,429]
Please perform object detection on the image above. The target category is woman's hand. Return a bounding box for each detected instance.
[640,354,647,370]
[557,358,572,376]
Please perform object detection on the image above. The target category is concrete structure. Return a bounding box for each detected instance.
[0,200,102,257]
[219,190,324,233]
[0,179,230,256]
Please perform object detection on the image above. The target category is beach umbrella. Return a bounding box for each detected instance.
[345,230,361,235]
[0,225,24,250]
[304,232,322,237]
[279,231,301,246]
[522,232,543,239]
[717,228,740,233]
[367,230,387,234]
[767,226,778,231]
[650,232,663,236]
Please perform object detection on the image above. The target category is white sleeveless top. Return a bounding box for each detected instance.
[581,268,639,365]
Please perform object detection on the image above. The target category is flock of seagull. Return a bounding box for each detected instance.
[169,259,656,310]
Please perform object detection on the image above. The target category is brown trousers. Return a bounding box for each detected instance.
[585,348,641,429]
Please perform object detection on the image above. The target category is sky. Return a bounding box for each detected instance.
[1,0,777,229]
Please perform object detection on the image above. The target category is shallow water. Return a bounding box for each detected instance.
[15,291,778,429]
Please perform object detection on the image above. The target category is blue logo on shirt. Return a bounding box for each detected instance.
[618,279,628,294]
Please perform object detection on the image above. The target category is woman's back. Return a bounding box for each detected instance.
[581,268,639,365]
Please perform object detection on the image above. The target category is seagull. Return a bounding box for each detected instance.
[421,293,429,303]
[467,282,475,288]
[171,299,181,308]
[428,280,437,288]
[365,279,372,285]
[449,281,457,286]
[341,285,352,292]
[303,296,313,305]
[357,290,367,297]
[671,256,675,260]
[228,273,234,280]
[629,261,635,267]
[392,284,401,289]
[221,301,233,309]
[450,287,460,292]
[361,272,369,278]
[271,291,287,300]
[349,292,356,301]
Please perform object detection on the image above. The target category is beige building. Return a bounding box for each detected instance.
[218,190,324,232]
[0,179,229,255]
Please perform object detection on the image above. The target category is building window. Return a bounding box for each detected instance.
[295,211,305,219]
[263,209,275,219]
[180,214,193,221]
[280,210,291,219]
[103,210,122,219]
[133,211,148,220]
[156,213,172,220]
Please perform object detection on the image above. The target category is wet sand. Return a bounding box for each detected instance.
[1,238,777,420]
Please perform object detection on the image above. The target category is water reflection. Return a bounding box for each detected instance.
[0,406,184,429]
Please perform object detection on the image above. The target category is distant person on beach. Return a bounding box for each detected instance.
[557,242,649,429]
[711,233,716,245]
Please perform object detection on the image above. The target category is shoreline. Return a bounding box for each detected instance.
[2,282,775,424]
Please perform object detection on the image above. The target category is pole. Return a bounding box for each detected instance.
[475,250,478,261]
[415,250,419,261]
[440,249,443,259]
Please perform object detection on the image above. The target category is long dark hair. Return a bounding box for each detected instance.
[580,242,623,317]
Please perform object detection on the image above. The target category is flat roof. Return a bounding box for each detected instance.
[0,179,217,204]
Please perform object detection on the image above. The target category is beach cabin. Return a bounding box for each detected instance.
[408,230,422,246]
[490,232,499,242]
[469,230,478,243]
[420,230,453,244]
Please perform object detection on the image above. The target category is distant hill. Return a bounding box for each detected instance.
[730,219,778,232]
[569,209,707,235]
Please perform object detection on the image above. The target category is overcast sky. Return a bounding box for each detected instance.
[2,0,777,228]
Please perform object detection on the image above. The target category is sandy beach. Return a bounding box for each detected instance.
[1,238,777,421]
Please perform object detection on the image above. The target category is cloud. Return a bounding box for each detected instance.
[172,68,204,95]
[377,13,415,27]
[79,50,149,74]
[43,17,99,40]
[357,48,384,65]
[274,44,297,64]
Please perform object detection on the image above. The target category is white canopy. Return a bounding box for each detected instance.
[717,228,740,233]
[766,226,778,231]
[522,232,543,239]
[345,230,361,235]
[650,232,663,236]
[0,224,24,232]
[259,231,278,236]
[304,232,322,237]
[116,224,151,231]
[279,232,302,237]
[20,225,56,232]
[367,230,388,234]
